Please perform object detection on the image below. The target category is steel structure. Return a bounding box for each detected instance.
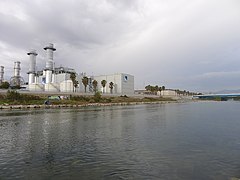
[10,61,24,87]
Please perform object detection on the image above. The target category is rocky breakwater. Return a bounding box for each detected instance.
[0,101,175,110]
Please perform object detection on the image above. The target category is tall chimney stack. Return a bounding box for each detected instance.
[14,61,21,77]
[44,43,56,84]
[27,49,38,84]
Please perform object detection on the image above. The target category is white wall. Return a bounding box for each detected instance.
[29,71,134,94]
[161,90,177,96]
[93,73,134,95]
[121,74,134,95]
[55,73,70,83]
[60,80,73,92]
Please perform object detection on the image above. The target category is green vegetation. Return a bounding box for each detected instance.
[145,85,166,95]
[82,76,88,93]
[109,82,114,94]
[92,80,98,93]
[0,90,45,105]
[0,90,176,106]
[145,84,197,96]
[101,80,107,93]
[175,89,197,96]
[93,91,101,102]
[0,82,10,89]
[70,73,79,92]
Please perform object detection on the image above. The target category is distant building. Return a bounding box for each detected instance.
[158,89,177,96]
[135,89,177,97]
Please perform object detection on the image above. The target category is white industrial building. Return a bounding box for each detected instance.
[157,89,177,96]
[0,62,25,87]
[93,73,134,95]
[27,43,134,95]
[27,43,73,92]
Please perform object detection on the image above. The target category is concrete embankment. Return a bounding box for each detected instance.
[0,101,177,110]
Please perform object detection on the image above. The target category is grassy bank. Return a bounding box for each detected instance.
[0,90,175,106]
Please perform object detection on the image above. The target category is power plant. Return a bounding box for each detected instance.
[0,43,134,95]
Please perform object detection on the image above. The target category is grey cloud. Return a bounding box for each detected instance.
[23,0,142,46]
[0,0,240,92]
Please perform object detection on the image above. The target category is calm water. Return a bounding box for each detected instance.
[0,102,240,180]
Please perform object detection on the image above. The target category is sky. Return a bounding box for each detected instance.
[0,0,240,92]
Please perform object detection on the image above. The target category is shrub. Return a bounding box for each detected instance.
[102,98,112,103]
[0,82,10,89]
[71,95,90,102]
[94,91,102,102]
[6,90,21,101]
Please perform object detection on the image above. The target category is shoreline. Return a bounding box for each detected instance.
[0,100,185,110]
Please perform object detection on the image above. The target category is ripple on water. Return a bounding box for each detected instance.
[0,103,240,179]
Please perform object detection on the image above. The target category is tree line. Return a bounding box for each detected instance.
[70,73,114,93]
[145,85,165,94]
[145,84,198,96]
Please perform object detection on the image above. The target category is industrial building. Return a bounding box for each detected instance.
[27,44,77,92]
[93,73,134,95]
[10,61,25,87]
[0,43,134,94]
[16,43,134,95]
[0,62,25,88]
[157,89,177,96]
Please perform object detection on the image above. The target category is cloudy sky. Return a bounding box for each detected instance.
[0,0,240,92]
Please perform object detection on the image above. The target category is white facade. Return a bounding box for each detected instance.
[31,72,135,94]
[60,80,73,92]
[93,73,134,95]
[157,89,177,96]
[36,72,74,92]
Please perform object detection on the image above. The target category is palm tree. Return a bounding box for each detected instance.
[82,76,88,93]
[70,73,76,92]
[145,85,151,91]
[109,82,114,94]
[154,85,159,95]
[73,80,79,92]
[176,89,180,96]
[161,86,165,96]
[158,86,162,96]
[92,80,98,93]
[150,86,155,94]
[101,80,107,93]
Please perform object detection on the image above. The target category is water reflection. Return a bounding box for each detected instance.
[1,103,240,179]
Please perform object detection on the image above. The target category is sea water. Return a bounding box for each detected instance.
[0,102,240,179]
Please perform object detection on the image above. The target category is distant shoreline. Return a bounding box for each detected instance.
[0,100,184,110]
[0,90,200,110]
